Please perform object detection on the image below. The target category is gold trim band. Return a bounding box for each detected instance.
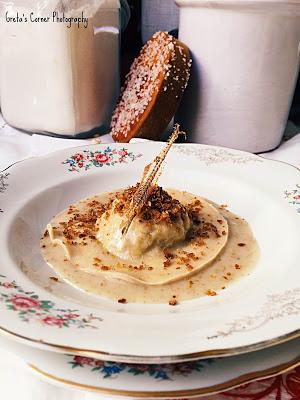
[28,356,300,398]
[1,325,299,364]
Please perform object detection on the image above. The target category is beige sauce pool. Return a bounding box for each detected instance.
[41,190,259,304]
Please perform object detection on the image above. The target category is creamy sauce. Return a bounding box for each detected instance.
[41,189,259,304]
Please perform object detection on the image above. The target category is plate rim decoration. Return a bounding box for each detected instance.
[28,357,300,399]
[1,331,298,399]
[1,325,300,364]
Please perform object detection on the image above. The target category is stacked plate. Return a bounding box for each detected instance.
[0,141,299,398]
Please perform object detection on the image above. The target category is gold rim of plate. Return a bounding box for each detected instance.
[1,326,299,363]
[28,356,300,398]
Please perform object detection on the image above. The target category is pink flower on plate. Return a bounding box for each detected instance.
[72,153,84,161]
[118,150,127,157]
[77,162,84,168]
[94,153,111,164]
[42,316,64,327]
[11,295,40,310]
[73,356,94,366]
[64,313,80,319]
[2,282,16,289]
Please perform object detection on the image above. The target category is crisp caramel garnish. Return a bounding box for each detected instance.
[122,124,183,234]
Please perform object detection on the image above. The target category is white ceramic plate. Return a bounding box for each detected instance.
[0,142,299,362]
[0,334,299,399]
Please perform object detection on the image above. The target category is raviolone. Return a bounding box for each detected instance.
[43,187,229,286]
[40,187,258,304]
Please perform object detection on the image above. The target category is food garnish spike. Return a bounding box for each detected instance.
[122,124,183,235]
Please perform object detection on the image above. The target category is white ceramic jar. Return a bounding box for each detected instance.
[141,0,179,43]
[176,0,300,152]
[0,0,129,137]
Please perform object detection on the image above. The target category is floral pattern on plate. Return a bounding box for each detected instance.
[0,172,9,193]
[208,288,300,339]
[0,275,102,328]
[68,355,214,380]
[174,145,263,165]
[62,147,142,172]
[284,185,300,213]
[0,172,9,213]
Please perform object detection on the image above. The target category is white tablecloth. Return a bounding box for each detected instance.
[0,115,299,399]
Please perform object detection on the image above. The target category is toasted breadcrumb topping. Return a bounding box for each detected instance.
[111,184,189,225]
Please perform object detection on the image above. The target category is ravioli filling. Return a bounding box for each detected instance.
[96,185,192,259]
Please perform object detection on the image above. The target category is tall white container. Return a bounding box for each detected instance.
[176,0,300,152]
[0,0,129,137]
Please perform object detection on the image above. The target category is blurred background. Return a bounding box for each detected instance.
[1,0,299,151]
